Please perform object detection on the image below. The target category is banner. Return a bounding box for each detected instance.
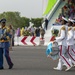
[43,0,57,15]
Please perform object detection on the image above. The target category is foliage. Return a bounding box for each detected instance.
[30,18,43,27]
[23,30,31,36]
[0,11,43,29]
[51,29,59,37]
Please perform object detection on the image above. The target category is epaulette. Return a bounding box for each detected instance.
[68,27,72,31]
[2,26,6,29]
[61,26,65,30]
[73,27,75,30]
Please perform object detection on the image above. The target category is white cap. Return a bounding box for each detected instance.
[62,16,68,22]
[68,18,74,23]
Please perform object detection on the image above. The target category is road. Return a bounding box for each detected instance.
[0,46,75,75]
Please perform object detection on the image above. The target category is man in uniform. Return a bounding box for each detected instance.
[54,18,72,71]
[67,20,75,66]
[0,18,13,70]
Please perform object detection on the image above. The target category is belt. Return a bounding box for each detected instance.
[0,40,9,42]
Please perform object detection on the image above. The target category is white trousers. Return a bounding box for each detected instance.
[59,45,72,68]
[67,45,75,65]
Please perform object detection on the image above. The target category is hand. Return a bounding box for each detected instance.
[54,38,56,40]
[47,55,50,58]
[50,52,52,54]
[53,41,56,44]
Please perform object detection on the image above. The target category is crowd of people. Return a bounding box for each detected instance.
[54,0,75,25]
[46,0,75,71]
[47,15,75,71]
[0,0,75,71]
[16,26,45,39]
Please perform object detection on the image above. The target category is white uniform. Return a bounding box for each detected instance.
[73,27,75,49]
[73,27,75,40]
[67,27,75,65]
[54,25,72,71]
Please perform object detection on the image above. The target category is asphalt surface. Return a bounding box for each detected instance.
[0,46,75,75]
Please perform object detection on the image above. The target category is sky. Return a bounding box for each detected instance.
[0,0,44,18]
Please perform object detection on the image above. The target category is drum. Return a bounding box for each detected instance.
[51,42,59,55]
[50,42,59,60]
[46,42,60,60]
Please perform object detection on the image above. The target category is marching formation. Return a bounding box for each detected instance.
[46,17,75,71]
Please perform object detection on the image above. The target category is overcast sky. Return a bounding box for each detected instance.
[0,0,44,18]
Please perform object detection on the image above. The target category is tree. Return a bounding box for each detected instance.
[20,17,30,28]
[30,18,43,27]
[0,11,43,29]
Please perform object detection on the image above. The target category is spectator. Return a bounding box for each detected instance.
[21,27,25,36]
[30,26,35,36]
[16,28,20,46]
[45,18,48,30]
[8,25,15,50]
[35,27,40,37]
[40,27,45,39]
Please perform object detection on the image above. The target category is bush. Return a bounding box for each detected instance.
[23,30,31,36]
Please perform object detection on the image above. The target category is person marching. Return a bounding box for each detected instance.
[67,20,75,66]
[72,21,75,51]
[54,18,72,71]
[0,18,13,70]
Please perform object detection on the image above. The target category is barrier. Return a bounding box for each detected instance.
[44,36,52,46]
[14,36,40,46]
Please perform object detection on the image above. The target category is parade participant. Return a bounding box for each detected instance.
[72,21,75,48]
[71,21,75,56]
[54,18,72,71]
[67,20,75,66]
[0,18,13,69]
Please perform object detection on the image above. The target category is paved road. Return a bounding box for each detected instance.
[0,46,75,75]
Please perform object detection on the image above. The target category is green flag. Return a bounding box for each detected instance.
[43,0,57,15]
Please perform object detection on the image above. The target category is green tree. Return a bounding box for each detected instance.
[20,17,30,28]
[31,18,43,27]
[0,11,43,29]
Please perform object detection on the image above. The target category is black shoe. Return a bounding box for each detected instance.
[0,67,4,70]
[9,64,14,69]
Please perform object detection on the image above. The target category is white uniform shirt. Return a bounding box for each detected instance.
[55,25,67,46]
[67,27,74,45]
[72,27,75,44]
[73,27,75,39]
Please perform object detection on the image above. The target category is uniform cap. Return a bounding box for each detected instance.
[0,18,6,23]
[62,16,68,22]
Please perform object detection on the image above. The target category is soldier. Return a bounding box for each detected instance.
[54,18,72,71]
[0,18,13,70]
[67,20,75,66]
[72,21,75,49]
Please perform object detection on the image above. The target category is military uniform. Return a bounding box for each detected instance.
[54,25,72,71]
[0,19,13,69]
[73,26,75,46]
[73,26,75,54]
[67,26,75,65]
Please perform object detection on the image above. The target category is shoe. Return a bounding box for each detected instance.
[53,67,62,71]
[9,64,14,69]
[73,64,75,67]
[65,66,72,71]
[0,67,4,70]
[63,64,66,66]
